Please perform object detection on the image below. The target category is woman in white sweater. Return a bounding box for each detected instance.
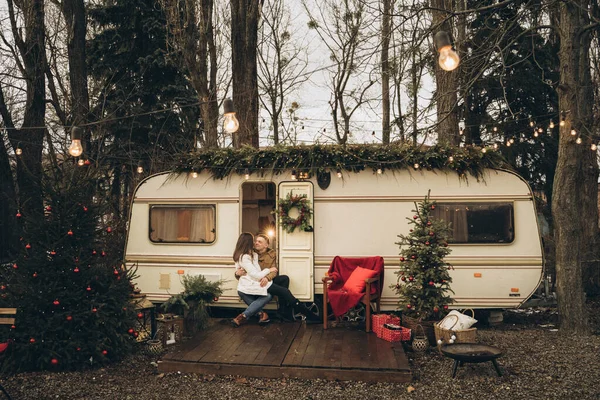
[231,233,278,327]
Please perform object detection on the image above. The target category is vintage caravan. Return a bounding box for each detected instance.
[124,148,544,313]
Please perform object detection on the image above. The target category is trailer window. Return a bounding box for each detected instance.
[432,203,514,244]
[149,205,216,244]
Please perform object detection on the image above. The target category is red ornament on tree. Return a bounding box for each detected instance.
[84,160,91,166]
[66,316,73,321]
[67,230,73,236]
[32,272,38,278]
[128,328,134,334]
[133,332,139,338]
[10,325,15,329]
[406,304,412,309]
[431,205,436,210]
[413,215,418,219]
[53,300,60,305]
[76,347,81,351]
[429,231,434,236]
[401,276,406,282]
[433,306,439,313]
[213,297,219,302]
[102,350,108,355]
[426,221,432,226]
[400,257,405,262]
[86,286,92,292]
[428,281,434,286]
[74,267,80,273]
[113,269,119,276]
[92,308,98,313]
[29,338,36,343]
[51,358,59,365]
[410,255,416,259]
[45,206,52,212]
[92,249,97,255]
[106,227,112,233]
[137,312,143,319]
[101,251,106,257]
[443,305,449,310]
[16,212,22,218]
[408,276,414,281]
[83,206,88,212]
[425,241,430,245]
[12,263,18,269]
[50,250,56,255]
[25,243,31,249]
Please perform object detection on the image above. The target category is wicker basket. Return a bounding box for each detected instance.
[402,315,437,346]
[434,310,477,345]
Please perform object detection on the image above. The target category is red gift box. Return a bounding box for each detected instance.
[372,314,390,336]
[378,324,412,342]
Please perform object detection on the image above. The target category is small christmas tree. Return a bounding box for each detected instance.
[0,164,137,371]
[393,191,454,321]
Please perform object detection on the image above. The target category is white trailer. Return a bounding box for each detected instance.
[124,167,543,311]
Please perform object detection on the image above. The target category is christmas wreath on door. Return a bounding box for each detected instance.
[274,193,313,233]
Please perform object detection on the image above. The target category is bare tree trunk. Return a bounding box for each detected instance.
[430,0,459,146]
[5,0,46,220]
[381,0,392,144]
[231,0,262,148]
[62,0,89,128]
[552,1,597,333]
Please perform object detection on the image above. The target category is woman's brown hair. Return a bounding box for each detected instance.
[233,232,254,262]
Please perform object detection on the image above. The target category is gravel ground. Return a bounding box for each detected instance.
[3,299,599,400]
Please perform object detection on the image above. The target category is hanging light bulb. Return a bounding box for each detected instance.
[529,120,535,127]
[576,137,582,144]
[244,168,250,180]
[137,165,143,174]
[570,129,577,136]
[434,31,460,71]
[493,143,499,149]
[493,126,498,132]
[509,138,515,144]
[15,145,22,155]
[222,98,240,134]
[560,118,566,127]
[448,156,454,162]
[191,171,198,178]
[413,163,420,169]
[77,159,85,166]
[459,127,464,136]
[482,148,487,153]
[533,131,539,138]
[549,121,555,129]
[538,127,544,133]
[591,144,597,151]
[336,169,342,178]
[377,167,382,175]
[291,170,297,180]
[69,127,84,157]
[506,141,511,147]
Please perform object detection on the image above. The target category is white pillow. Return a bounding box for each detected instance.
[438,310,477,330]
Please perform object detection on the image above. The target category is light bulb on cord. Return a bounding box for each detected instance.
[591,144,597,151]
[191,171,198,178]
[549,121,555,129]
[576,137,582,144]
[244,168,250,180]
[69,127,84,157]
[222,98,239,134]
[15,146,22,155]
[137,166,143,174]
[570,129,577,136]
[434,31,460,72]
[336,169,342,178]
[77,159,85,166]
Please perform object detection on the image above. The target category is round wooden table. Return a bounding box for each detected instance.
[440,343,503,378]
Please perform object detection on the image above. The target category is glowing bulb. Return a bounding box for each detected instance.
[291,170,297,180]
[529,121,535,127]
[533,131,539,138]
[191,171,198,178]
[77,159,85,166]
[538,127,544,133]
[549,121,555,129]
[222,98,239,134]
[137,166,143,174]
[414,163,420,169]
[459,128,464,136]
[509,138,515,144]
[482,148,487,153]
[560,119,565,127]
[68,139,83,157]
[493,143,498,149]
[506,141,511,147]
[438,46,460,71]
[576,137,582,144]
[244,169,250,180]
[377,168,382,175]
[336,170,342,178]
[493,126,498,132]
[570,129,577,136]
[15,147,22,155]
[267,229,275,237]
[591,144,597,151]
[448,156,454,162]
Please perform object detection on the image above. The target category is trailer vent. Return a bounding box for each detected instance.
[159,273,171,290]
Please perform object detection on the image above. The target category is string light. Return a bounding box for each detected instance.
[538,127,544,133]
[549,121,555,129]
[493,126,498,132]
[448,156,454,162]
[506,141,511,147]
[244,168,250,180]
[529,120,535,127]
[15,145,22,155]
[77,159,85,166]
[591,144,597,151]
[377,167,382,174]
[191,171,198,178]
[560,118,566,127]
[336,169,342,178]
[533,131,539,138]
[576,137,582,144]
[137,166,143,174]
[481,148,487,153]
[459,127,464,136]
[570,129,577,136]
[509,138,515,144]
[291,170,297,180]
[413,163,420,169]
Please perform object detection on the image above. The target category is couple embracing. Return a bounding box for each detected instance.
[231,232,320,327]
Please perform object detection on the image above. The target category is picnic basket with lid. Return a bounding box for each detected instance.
[434,309,477,345]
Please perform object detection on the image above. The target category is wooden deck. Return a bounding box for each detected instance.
[158,319,411,383]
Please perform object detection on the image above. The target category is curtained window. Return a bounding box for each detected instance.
[432,203,514,244]
[150,205,216,243]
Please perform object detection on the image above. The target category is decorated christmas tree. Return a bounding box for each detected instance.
[393,191,454,321]
[0,164,137,371]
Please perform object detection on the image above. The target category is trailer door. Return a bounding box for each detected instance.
[277,181,314,301]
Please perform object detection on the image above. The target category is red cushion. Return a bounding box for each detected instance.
[0,342,8,353]
[342,266,378,293]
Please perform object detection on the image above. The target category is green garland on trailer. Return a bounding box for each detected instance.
[172,144,510,181]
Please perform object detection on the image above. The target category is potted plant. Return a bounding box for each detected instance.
[161,274,224,335]
[392,191,455,345]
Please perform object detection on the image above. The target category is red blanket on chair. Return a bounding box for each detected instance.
[326,256,385,317]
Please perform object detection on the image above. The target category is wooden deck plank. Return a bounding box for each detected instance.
[159,319,411,383]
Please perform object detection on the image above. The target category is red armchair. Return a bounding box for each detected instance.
[322,256,384,332]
